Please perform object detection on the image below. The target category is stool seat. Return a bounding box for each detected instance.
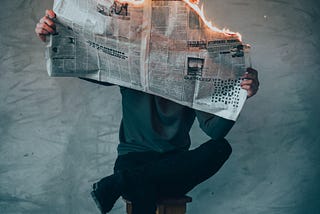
[124,195,192,214]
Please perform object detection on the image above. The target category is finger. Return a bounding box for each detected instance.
[242,80,259,90]
[241,84,251,91]
[240,79,253,86]
[241,73,252,79]
[45,9,56,19]
[35,26,51,42]
[40,16,56,28]
[37,22,55,34]
[35,25,50,35]
[35,27,48,42]
[241,85,255,98]
[242,83,259,98]
[247,91,254,98]
[241,72,260,90]
[241,84,256,93]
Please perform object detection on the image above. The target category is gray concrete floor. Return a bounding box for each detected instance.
[1,0,320,213]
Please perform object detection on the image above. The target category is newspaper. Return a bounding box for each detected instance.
[46,0,250,121]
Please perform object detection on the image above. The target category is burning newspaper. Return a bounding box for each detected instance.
[46,0,250,121]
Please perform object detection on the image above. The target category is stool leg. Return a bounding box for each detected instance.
[163,204,186,214]
[126,202,132,214]
[157,205,164,214]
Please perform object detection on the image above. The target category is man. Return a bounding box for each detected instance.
[36,9,259,214]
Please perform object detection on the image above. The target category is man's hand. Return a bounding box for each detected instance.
[35,10,56,42]
[241,67,260,98]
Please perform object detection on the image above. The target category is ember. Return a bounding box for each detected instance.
[116,0,242,41]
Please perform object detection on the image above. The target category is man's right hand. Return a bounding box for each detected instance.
[35,10,56,42]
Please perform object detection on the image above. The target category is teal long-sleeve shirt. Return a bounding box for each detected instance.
[118,87,235,156]
[79,78,235,156]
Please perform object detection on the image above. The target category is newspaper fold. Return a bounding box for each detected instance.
[46,0,250,121]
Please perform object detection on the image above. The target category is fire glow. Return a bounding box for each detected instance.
[117,0,242,41]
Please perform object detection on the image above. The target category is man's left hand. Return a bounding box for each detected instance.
[241,67,260,98]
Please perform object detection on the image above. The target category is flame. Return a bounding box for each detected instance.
[117,0,242,41]
[182,0,242,41]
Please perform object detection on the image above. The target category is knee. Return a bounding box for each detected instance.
[221,139,232,158]
[206,138,232,161]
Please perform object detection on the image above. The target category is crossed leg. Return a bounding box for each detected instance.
[91,138,232,214]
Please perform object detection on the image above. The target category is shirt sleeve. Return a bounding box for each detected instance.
[195,110,235,141]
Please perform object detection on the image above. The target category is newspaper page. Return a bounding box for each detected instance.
[46,0,250,121]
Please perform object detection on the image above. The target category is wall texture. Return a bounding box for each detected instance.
[0,0,319,213]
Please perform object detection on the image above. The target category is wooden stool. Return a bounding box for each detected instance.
[124,195,192,214]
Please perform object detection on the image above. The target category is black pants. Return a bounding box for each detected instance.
[114,139,232,214]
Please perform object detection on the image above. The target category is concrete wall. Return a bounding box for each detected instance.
[0,0,319,213]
